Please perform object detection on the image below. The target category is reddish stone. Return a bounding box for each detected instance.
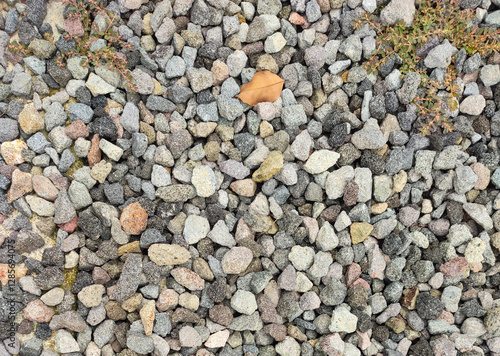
[264,324,287,341]
[301,20,312,29]
[58,215,78,233]
[24,300,54,323]
[235,218,255,242]
[32,175,59,201]
[428,218,450,236]
[0,165,17,179]
[209,304,233,327]
[351,278,370,290]
[321,205,342,222]
[225,247,256,275]
[488,338,500,353]
[343,180,359,206]
[317,333,344,356]
[289,12,306,25]
[438,310,454,324]
[120,202,148,235]
[92,267,111,284]
[5,48,24,66]
[1,139,28,165]
[46,170,70,190]
[242,42,264,56]
[316,0,331,12]
[17,319,34,334]
[257,294,283,324]
[0,214,6,225]
[471,162,490,190]
[440,257,469,278]
[462,288,478,300]
[156,289,179,311]
[368,244,386,279]
[277,265,296,291]
[88,134,101,168]
[65,120,89,139]
[302,216,319,243]
[170,267,205,291]
[357,331,371,351]
[480,86,493,99]
[7,169,32,203]
[345,263,362,287]
[489,51,500,65]
[64,18,85,36]
[398,206,420,227]
[470,261,483,273]
[212,59,229,85]
[462,71,478,85]
[430,337,455,356]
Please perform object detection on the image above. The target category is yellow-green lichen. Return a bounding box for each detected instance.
[61,266,79,291]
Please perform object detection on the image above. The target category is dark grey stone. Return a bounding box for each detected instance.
[26,0,47,27]
[385,148,414,175]
[416,293,444,320]
[111,253,143,302]
[146,95,176,112]
[0,118,19,142]
[4,9,18,35]
[140,228,166,249]
[33,266,65,290]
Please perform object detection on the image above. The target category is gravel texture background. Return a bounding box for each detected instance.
[1,0,500,355]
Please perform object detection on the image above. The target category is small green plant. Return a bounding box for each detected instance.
[8,0,136,92]
[6,41,32,57]
[355,0,500,135]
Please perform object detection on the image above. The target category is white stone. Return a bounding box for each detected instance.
[362,0,377,13]
[183,215,210,244]
[460,94,486,116]
[463,203,493,230]
[55,330,80,353]
[25,195,55,217]
[334,211,352,231]
[78,284,105,308]
[191,165,217,197]
[41,287,65,306]
[303,149,340,174]
[264,32,287,53]
[441,285,462,313]
[208,220,236,247]
[231,290,258,315]
[410,230,429,249]
[325,166,355,199]
[288,245,315,271]
[316,221,339,251]
[354,167,372,203]
[465,237,486,266]
[329,305,358,333]
[290,130,314,161]
[86,73,116,96]
[276,336,301,356]
[151,164,171,187]
[179,326,202,347]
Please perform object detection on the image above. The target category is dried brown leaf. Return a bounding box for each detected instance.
[236,70,284,106]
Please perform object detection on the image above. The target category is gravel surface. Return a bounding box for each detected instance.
[1,0,500,355]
